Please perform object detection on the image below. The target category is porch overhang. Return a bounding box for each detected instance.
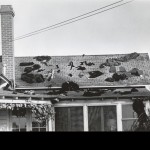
[0,90,59,104]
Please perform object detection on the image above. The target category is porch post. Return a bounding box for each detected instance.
[83,105,88,131]
[117,103,123,131]
[48,107,55,131]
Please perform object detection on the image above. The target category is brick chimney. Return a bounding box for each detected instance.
[0,5,15,81]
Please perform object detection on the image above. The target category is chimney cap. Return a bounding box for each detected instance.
[0,5,15,17]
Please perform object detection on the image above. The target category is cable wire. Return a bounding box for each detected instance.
[14,0,124,40]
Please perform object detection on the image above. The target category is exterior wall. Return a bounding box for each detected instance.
[0,99,149,132]
[0,5,15,81]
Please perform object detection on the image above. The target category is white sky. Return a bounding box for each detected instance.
[0,0,150,57]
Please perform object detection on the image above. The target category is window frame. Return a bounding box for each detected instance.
[9,109,48,132]
[54,101,119,131]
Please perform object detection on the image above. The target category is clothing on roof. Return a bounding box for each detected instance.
[14,53,150,87]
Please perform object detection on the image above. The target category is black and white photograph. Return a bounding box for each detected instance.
[0,0,150,132]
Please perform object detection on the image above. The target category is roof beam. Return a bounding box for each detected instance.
[0,99,52,104]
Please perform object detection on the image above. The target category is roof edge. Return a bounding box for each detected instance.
[14,52,149,58]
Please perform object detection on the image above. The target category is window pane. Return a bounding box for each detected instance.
[122,104,138,131]
[32,128,39,132]
[12,118,19,129]
[20,118,26,129]
[12,129,19,132]
[40,128,46,132]
[32,113,46,131]
[88,106,117,131]
[20,128,26,132]
[32,121,39,127]
[40,121,46,127]
[122,120,137,131]
[122,104,137,118]
[0,109,8,131]
[55,107,84,131]
[12,109,27,132]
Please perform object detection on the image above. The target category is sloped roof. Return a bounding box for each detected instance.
[15,52,150,88]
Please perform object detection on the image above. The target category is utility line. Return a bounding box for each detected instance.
[14,0,123,40]
[7,0,134,42]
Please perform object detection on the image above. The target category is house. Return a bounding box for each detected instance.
[0,5,150,131]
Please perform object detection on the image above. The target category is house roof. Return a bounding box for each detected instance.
[14,52,150,88]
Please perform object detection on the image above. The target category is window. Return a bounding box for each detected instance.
[122,104,138,131]
[88,106,117,131]
[54,105,117,131]
[55,107,84,131]
[12,109,27,132]
[11,109,47,132]
[32,113,47,132]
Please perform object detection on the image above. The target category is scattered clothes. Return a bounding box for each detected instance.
[109,66,116,73]
[119,66,126,72]
[99,59,121,68]
[24,64,41,73]
[88,71,103,78]
[76,66,86,71]
[12,90,17,94]
[68,61,75,70]
[21,73,45,83]
[99,63,106,68]
[112,72,128,81]
[47,91,60,95]
[34,74,45,83]
[113,90,131,95]
[57,70,60,73]
[131,88,139,92]
[21,73,35,83]
[42,62,48,66]
[33,56,51,62]
[68,73,73,77]
[113,91,121,94]
[105,77,114,82]
[83,90,105,96]
[20,62,34,66]
[99,52,140,69]
[56,65,59,69]
[24,67,33,73]
[32,64,41,70]
[106,58,121,66]
[24,90,35,95]
[37,69,45,72]
[47,69,55,81]
[80,62,84,65]
[124,72,133,78]
[118,52,139,62]
[78,72,84,78]
[84,61,95,66]
[129,68,143,76]
[59,93,67,96]
[61,81,79,92]
[120,91,132,95]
